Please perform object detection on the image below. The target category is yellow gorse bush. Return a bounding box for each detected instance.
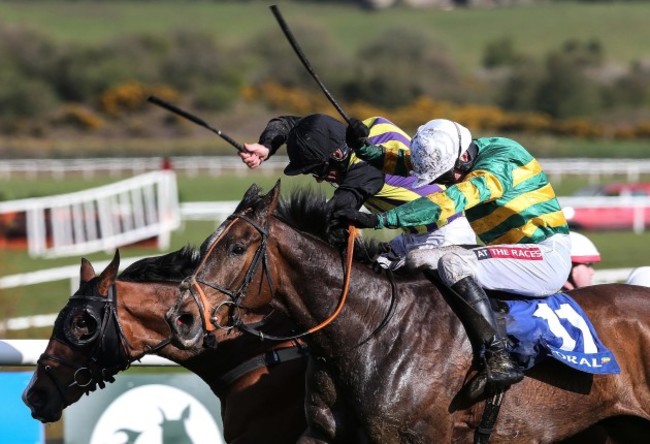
[246,82,650,140]
[100,82,180,117]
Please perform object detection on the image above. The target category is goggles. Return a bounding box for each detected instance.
[309,161,331,180]
[308,147,349,180]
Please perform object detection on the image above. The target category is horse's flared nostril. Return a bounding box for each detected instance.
[176,313,195,328]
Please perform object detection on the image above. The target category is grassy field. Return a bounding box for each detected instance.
[1,1,649,72]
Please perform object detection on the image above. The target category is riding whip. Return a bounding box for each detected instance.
[147,95,245,152]
[269,4,351,124]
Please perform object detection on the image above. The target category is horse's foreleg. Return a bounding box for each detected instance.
[302,358,366,443]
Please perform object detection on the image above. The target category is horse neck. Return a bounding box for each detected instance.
[270,224,400,349]
[114,280,179,360]
[117,279,302,396]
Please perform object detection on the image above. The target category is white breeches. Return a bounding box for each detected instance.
[377,216,476,270]
[407,234,572,297]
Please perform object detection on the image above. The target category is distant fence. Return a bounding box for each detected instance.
[0,171,180,258]
[540,158,650,184]
[2,157,650,181]
[0,156,287,179]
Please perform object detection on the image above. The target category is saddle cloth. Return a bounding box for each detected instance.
[502,292,620,375]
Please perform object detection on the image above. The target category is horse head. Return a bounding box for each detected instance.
[167,181,283,350]
[22,251,126,422]
[22,247,199,423]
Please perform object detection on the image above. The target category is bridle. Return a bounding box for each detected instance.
[180,214,273,334]
[38,284,171,407]
[180,213,357,342]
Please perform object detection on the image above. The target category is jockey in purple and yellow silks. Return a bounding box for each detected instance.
[341,118,572,398]
[238,114,475,267]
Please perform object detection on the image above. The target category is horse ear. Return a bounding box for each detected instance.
[80,258,96,284]
[97,250,120,296]
[252,179,281,222]
[234,183,264,213]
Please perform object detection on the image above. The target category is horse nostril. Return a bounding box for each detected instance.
[176,313,194,327]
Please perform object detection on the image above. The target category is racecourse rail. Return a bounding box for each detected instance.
[2,157,650,182]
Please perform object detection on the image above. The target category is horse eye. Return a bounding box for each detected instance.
[71,313,97,340]
[230,244,246,255]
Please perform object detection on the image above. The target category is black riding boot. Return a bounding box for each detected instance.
[451,276,524,398]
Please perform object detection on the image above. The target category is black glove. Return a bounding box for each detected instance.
[341,209,379,229]
[327,225,348,248]
[326,210,349,248]
[346,118,370,150]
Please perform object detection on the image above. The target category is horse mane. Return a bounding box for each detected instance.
[276,187,385,264]
[276,187,330,239]
[120,186,387,283]
[118,245,201,282]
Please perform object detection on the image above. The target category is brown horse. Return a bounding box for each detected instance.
[22,247,308,444]
[167,181,650,444]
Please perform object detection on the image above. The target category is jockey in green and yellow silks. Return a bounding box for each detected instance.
[341,118,572,398]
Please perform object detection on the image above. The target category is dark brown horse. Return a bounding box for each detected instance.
[22,247,308,444]
[167,181,650,444]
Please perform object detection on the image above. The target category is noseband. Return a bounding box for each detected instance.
[181,214,274,334]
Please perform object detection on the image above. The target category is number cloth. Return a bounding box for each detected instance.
[505,292,620,375]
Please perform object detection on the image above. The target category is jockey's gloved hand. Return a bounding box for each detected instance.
[327,209,350,248]
[327,226,348,248]
[346,118,370,150]
[341,209,379,229]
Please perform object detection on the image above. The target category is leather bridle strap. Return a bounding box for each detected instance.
[219,342,309,386]
[183,215,272,333]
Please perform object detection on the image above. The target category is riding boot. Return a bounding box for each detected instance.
[451,276,524,398]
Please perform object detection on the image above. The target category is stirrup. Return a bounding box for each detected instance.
[466,351,523,400]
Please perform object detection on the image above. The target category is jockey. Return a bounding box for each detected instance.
[563,231,601,290]
[239,113,476,265]
[341,118,572,397]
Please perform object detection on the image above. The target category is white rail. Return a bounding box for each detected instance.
[1,157,650,180]
[0,340,174,366]
[0,171,180,258]
[0,156,288,179]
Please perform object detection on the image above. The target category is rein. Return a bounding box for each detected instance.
[183,213,358,341]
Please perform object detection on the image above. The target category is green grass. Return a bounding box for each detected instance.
[1,1,649,72]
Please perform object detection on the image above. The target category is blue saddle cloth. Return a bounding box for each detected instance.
[503,292,620,374]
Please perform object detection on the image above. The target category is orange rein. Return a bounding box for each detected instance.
[304,224,358,335]
[186,218,358,336]
[189,217,239,333]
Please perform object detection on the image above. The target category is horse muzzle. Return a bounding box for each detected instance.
[22,383,63,423]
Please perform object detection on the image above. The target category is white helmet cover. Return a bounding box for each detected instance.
[569,231,601,263]
[410,119,472,188]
